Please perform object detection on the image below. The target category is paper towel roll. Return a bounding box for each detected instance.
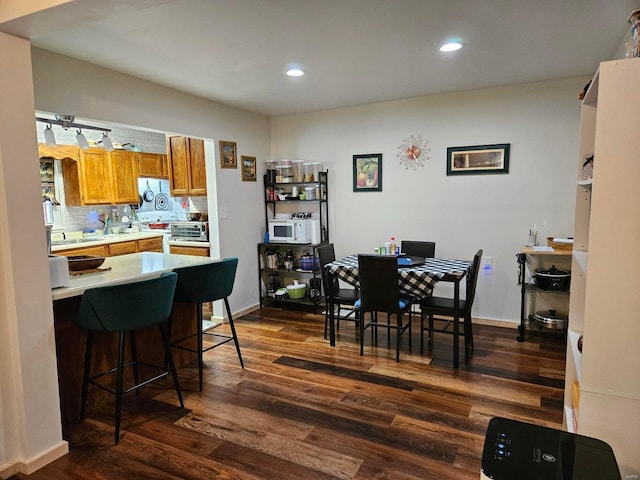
[552,238,573,244]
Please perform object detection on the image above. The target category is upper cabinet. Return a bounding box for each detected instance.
[39,144,139,205]
[137,152,168,178]
[166,135,207,196]
[108,150,139,204]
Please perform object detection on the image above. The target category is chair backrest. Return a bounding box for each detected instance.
[400,240,436,258]
[317,243,338,298]
[173,257,238,304]
[464,249,483,313]
[357,254,401,313]
[75,272,177,332]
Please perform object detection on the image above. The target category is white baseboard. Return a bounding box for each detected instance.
[0,440,68,478]
[212,303,261,324]
[472,316,519,329]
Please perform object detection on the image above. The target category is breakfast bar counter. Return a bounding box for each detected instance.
[52,252,217,424]
[52,252,216,300]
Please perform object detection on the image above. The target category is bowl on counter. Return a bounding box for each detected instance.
[67,255,106,271]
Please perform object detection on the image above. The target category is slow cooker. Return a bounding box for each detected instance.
[534,265,571,291]
[531,309,568,330]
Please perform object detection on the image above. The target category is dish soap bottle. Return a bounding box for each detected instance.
[389,237,397,256]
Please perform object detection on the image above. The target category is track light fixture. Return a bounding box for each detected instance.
[36,114,111,133]
[43,124,56,146]
[101,132,114,151]
[76,129,89,149]
[36,114,115,150]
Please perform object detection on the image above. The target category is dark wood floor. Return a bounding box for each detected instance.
[13,307,566,479]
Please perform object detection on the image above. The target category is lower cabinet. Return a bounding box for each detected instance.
[54,236,164,258]
[258,242,325,312]
[169,244,210,256]
[108,240,138,256]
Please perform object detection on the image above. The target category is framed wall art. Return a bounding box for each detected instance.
[353,153,382,192]
[241,155,257,181]
[219,140,237,169]
[446,143,510,176]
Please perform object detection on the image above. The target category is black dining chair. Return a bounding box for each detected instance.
[419,249,483,363]
[317,243,359,339]
[400,240,436,258]
[75,272,184,444]
[357,254,413,362]
[170,258,244,391]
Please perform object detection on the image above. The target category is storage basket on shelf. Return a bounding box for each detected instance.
[546,237,573,251]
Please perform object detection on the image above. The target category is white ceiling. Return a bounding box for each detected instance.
[2,0,639,116]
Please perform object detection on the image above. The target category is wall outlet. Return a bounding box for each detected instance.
[482,256,493,275]
[219,206,229,219]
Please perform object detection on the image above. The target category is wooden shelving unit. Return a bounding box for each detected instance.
[563,58,640,476]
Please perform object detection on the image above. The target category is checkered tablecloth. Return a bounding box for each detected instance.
[325,255,472,300]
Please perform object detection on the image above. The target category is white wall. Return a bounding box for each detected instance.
[270,77,587,323]
[0,33,68,478]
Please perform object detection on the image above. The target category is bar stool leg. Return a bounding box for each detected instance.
[159,322,184,408]
[80,331,93,420]
[224,297,244,368]
[114,331,126,445]
[197,302,204,392]
[129,331,140,396]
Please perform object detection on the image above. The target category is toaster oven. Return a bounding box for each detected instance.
[170,221,209,242]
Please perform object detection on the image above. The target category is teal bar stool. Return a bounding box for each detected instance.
[75,272,183,445]
[171,257,244,391]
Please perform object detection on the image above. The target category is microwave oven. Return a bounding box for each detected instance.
[268,219,319,244]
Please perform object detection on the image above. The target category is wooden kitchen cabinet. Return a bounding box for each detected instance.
[137,152,168,178]
[169,244,210,256]
[53,235,164,258]
[109,150,139,204]
[56,146,138,205]
[55,245,108,258]
[38,144,80,162]
[108,240,138,256]
[137,236,163,253]
[166,135,207,196]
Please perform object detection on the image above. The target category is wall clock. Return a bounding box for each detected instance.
[397,134,430,169]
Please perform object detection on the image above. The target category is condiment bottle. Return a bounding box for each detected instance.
[389,237,396,256]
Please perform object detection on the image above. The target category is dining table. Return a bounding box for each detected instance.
[324,254,472,367]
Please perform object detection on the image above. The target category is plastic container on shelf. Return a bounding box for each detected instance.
[629,8,640,57]
[312,162,322,181]
[279,159,293,183]
[304,186,316,200]
[304,163,314,182]
[274,165,284,183]
[292,160,305,183]
[266,160,277,183]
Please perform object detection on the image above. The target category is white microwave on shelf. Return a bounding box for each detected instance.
[268,219,319,244]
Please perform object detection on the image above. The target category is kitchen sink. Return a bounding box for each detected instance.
[51,237,102,246]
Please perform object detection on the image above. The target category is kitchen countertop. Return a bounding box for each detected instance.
[51,231,165,252]
[52,252,217,301]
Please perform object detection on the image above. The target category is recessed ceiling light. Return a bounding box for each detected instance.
[286,69,305,77]
[440,42,462,52]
